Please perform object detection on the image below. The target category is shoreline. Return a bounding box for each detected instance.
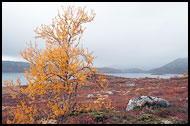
[2,73,185,87]
[2,75,188,124]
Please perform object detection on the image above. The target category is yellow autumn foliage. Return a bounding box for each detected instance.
[4,5,110,124]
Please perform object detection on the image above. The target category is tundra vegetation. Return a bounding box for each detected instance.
[2,5,188,124]
[3,6,110,124]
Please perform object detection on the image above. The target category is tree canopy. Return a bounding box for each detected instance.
[4,6,110,124]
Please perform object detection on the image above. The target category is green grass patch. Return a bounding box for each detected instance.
[88,111,106,122]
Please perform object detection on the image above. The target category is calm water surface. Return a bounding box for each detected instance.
[105,73,183,79]
[2,72,183,86]
[2,73,27,86]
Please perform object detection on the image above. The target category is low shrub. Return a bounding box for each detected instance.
[88,111,106,122]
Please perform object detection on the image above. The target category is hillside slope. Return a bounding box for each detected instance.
[2,61,30,73]
[148,58,188,74]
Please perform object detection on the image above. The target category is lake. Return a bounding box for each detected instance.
[104,73,183,79]
[2,73,27,86]
[2,72,183,86]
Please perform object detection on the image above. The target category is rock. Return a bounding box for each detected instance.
[181,86,186,88]
[126,83,135,86]
[126,96,170,111]
[106,91,113,95]
[148,91,160,95]
[101,90,113,95]
[161,119,172,124]
[111,90,116,92]
[122,120,127,124]
[42,119,57,124]
[170,117,181,123]
[87,94,94,98]
[2,106,8,111]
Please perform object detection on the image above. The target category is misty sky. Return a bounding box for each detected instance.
[2,2,188,70]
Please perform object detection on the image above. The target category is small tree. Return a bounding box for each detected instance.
[4,5,109,124]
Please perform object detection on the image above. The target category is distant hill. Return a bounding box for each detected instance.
[96,67,145,73]
[2,61,30,73]
[2,58,188,74]
[97,67,122,73]
[121,68,145,73]
[2,61,123,73]
[148,58,188,74]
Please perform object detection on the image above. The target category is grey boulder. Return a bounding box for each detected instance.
[87,94,94,98]
[126,96,170,111]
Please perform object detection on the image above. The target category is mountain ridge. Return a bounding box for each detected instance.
[147,58,188,74]
[2,61,30,73]
[2,58,188,74]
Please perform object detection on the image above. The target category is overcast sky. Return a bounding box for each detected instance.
[2,2,188,70]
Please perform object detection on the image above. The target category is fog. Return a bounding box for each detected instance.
[2,2,188,70]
